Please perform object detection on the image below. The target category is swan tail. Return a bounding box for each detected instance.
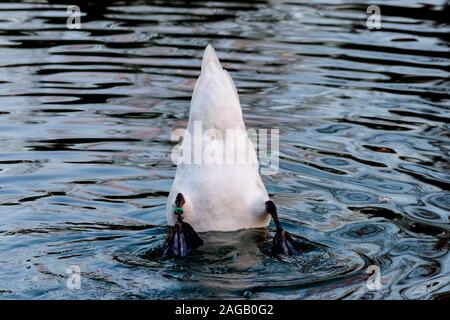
[201,44,222,73]
[266,200,300,256]
[189,45,243,130]
[162,193,203,257]
[200,44,240,105]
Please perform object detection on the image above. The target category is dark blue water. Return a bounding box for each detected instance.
[0,0,449,299]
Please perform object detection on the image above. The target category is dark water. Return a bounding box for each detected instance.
[0,0,449,300]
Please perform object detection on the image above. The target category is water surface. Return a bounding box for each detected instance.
[0,0,449,299]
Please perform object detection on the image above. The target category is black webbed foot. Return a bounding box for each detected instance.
[266,200,300,256]
[162,193,203,257]
[162,220,203,257]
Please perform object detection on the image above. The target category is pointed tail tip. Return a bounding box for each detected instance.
[201,44,222,73]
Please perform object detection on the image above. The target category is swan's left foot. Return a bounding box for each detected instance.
[162,193,203,258]
[266,200,300,256]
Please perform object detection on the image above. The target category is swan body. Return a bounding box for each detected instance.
[166,45,270,232]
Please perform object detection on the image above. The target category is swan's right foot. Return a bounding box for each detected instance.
[162,193,203,258]
[266,200,300,256]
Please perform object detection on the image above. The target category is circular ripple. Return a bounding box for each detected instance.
[352,175,417,193]
[343,224,385,239]
[424,193,450,211]
[312,203,341,215]
[331,221,398,244]
[403,206,442,222]
[321,158,349,166]
[335,190,378,204]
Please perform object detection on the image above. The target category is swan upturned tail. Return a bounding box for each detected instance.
[166,45,270,232]
[163,45,300,258]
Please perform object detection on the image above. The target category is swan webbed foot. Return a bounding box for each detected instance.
[162,193,203,258]
[272,229,300,256]
[162,220,203,257]
[266,200,300,256]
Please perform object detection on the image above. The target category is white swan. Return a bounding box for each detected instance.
[167,45,270,232]
[162,45,298,257]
